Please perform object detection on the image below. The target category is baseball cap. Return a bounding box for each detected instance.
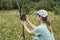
[34,9,48,18]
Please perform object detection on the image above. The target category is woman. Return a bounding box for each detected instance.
[21,9,55,40]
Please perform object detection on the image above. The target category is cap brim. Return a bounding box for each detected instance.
[34,11,39,15]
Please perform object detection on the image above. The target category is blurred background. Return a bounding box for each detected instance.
[0,0,60,40]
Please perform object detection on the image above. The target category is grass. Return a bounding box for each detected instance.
[0,10,60,40]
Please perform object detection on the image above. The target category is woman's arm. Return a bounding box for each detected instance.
[26,15,36,29]
[21,21,34,35]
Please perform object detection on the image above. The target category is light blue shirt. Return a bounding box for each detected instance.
[32,23,55,40]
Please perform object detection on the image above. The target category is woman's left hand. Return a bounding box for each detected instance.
[21,21,26,25]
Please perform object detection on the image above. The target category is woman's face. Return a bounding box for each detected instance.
[36,15,42,22]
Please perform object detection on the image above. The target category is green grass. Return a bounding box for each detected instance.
[0,10,60,40]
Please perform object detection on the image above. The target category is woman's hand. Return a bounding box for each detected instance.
[21,21,26,25]
[26,15,29,21]
[26,15,36,29]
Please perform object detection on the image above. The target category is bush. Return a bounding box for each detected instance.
[53,6,60,15]
[22,5,31,14]
[35,0,56,11]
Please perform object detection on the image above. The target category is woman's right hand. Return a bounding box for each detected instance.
[26,15,29,21]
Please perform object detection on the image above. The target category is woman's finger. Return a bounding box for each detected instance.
[25,15,27,20]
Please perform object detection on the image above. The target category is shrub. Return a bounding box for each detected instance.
[53,6,60,15]
[35,0,56,11]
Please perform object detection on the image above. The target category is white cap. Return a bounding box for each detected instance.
[34,9,48,18]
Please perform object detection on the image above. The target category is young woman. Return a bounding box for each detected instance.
[21,10,55,40]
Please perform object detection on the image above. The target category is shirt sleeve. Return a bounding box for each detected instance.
[32,27,41,36]
[51,33,55,40]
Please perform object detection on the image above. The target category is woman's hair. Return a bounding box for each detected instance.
[38,15,52,32]
[42,16,50,26]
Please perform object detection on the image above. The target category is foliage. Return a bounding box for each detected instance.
[53,6,60,15]
[35,0,56,11]
[0,0,59,10]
